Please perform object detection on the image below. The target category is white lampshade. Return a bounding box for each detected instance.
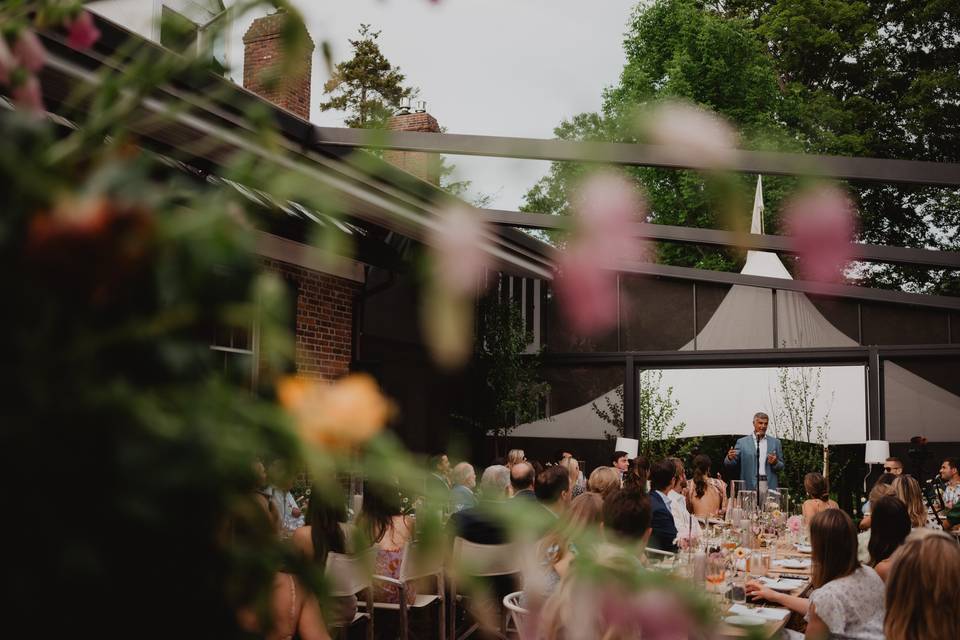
[864,440,890,464]
[614,437,639,459]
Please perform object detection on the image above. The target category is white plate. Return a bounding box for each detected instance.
[724,615,766,627]
[775,558,811,569]
[794,544,812,554]
[759,577,805,592]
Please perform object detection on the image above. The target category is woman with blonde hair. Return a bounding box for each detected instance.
[529,492,604,601]
[884,530,960,640]
[506,449,526,469]
[802,471,839,521]
[892,475,929,528]
[559,456,585,498]
[587,466,621,500]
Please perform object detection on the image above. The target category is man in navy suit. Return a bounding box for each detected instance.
[724,412,785,497]
[648,459,679,552]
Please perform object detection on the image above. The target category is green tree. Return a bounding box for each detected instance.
[459,298,550,455]
[319,24,417,128]
[521,0,799,270]
[724,0,960,292]
[591,370,699,461]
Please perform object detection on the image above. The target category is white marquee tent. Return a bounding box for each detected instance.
[513,178,960,444]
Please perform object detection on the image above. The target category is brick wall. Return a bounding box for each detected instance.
[262,258,358,380]
[384,111,442,184]
[242,12,314,120]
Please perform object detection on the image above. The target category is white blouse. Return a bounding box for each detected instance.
[807,565,885,640]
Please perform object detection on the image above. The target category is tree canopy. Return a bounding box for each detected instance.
[523,0,960,290]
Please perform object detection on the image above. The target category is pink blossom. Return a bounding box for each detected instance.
[787,515,803,534]
[0,35,14,85]
[553,246,619,335]
[13,29,46,73]
[554,172,649,336]
[13,74,44,114]
[429,204,491,295]
[572,171,646,261]
[644,100,739,168]
[66,11,101,50]
[783,185,857,284]
[598,588,694,640]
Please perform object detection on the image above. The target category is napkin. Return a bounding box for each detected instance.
[727,604,789,621]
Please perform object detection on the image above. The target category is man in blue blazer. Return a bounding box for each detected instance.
[724,412,785,492]
[648,459,679,552]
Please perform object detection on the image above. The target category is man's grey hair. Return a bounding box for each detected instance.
[451,461,475,486]
[480,464,510,498]
[753,412,769,421]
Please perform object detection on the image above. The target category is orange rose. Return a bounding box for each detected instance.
[277,373,394,450]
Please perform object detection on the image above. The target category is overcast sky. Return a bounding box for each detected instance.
[230,0,639,210]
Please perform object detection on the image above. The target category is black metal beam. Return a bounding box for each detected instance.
[483,209,960,270]
[616,260,960,311]
[624,356,637,440]
[313,127,960,187]
[540,347,873,368]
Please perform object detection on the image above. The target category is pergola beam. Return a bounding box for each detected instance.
[482,208,960,270]
[313,127,960,187]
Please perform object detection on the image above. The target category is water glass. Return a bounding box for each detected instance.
[729,570,747,604]
[705,553,727,594]
[748,549,771,578]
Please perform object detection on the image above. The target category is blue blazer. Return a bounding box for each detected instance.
[724,434,785,490]
[649,491,678,552]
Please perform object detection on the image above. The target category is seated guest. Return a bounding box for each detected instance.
[867,495,911,581]
[893,475,932,529]
[802,471,839,521]
[939,456,960,509]
[884,530,960,640]
[238,572,330,640]
[265,458,305,536]
[858,480,898,561]
[510,461,536,499]
[602,488,652,545]
[611,450,629,483]
[884,457,904,476]
[747,509,885,640]
[648,459,679,553]
[450,465,510,544]
[559,456,585,497]
[357,482,416,605]
[449,462,478,513]
[535,464,572,519]
[587,466,621,500]
[624,455,650,494]
[667,457,701,543]
[860,472,896,530]
[529,492,603,600]
[506,448,526,469]
[685,454,726,518]
[291,489,357,627]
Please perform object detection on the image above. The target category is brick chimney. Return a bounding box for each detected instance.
[242,11,314,120]
[384,103,441,185]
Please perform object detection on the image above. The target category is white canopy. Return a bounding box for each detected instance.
[513,178,960,444]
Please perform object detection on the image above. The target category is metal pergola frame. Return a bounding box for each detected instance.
[29,13,959,445]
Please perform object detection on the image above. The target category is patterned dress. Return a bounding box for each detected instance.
[373,546,417,605]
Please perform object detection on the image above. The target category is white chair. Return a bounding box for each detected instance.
[326,549,375,640]
[449,538,522,640]
[644,546,676,566]
[501,591,528,639]
[364,543,447,640]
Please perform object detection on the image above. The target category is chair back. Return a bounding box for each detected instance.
[399,541,445,583]
[325,549,374,597]
[502,591,528,635]
[452,538,521,577]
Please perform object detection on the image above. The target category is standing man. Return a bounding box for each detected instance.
[940,457,960,509]
[724,412,785,500]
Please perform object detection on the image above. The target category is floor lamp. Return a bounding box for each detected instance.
[864,440,890,494]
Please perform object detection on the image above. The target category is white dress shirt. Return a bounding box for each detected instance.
[669,489,702,543]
